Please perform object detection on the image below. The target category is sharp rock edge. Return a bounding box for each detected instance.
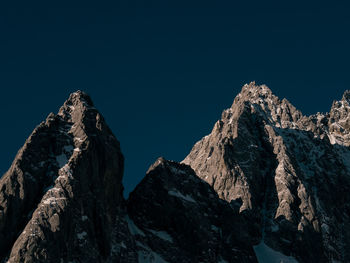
[183,81,350,263]
[1,83,350,263]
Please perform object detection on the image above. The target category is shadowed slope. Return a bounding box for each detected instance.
[183,82,350,262]
[0,91,124,262]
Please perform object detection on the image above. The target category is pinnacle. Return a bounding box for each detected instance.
[342,90,350,103]
[231,82,276,109]
[156,156,167,163]
[240,82,273,97]
[57,91,94,118]
[67,90,94,107]
[146,156,167,174]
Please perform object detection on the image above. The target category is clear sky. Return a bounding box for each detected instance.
[1,2,349,195]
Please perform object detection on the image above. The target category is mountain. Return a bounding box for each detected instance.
[183,82,350,262]
[0,91,257,263]
[0,91,125,262]
[1,84,350,262]
[126,158,255,262]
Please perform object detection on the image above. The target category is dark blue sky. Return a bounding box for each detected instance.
[1,2,349,195]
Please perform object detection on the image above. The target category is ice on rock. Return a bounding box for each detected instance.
[253,241,299,263]
[125,215,145,236]
[137,250,169,263]
[42,197,66,205]
[56,145,74,168]
[77,231,87,240]
[63,145,74,153]
[168,190,196,203]
[56,153,68,168]
[147,229,173,242]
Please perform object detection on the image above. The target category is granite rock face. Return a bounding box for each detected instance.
[127,158,257,263]
[0,91,125,262]
[183,82,350,263]
[0,91,258,263]
[2,85,350,263]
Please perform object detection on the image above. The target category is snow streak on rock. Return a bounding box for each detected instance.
[184,82,350,262]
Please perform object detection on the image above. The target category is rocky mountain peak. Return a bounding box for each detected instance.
[0,90,124,262]
[127,157,256,263]
[226,82,303,131]
[232,81,274,107]
[240,81,273,98]
[62,90,93,108]
[2,86,350,263]
[57,90,95,122]
[342,90,350,104]
[184,83,350,262]
[146,156,167,171]
[327,90,350,145]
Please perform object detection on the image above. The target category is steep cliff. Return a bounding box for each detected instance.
[183,82,350,262]
[2,85,350,263]
[0,91,125,262]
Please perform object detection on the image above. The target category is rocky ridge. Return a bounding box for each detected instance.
[183,82,350,262]
[0,91,125,262]
[127,158,256,262]
[1,84,350,263]
[0,90,258,263]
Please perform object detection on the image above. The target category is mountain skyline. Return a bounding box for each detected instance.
[1,2,350,195]
[1,83,348,196]
[2,84,350,262]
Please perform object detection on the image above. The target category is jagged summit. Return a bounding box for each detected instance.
[224,82,350,146]
[0,91,124,262]
[57,90,94,119]
[2,86,350,263]
[236,81,273,99]
[341,90,350,103]
[225,82,303,131]
[184,83,350,262]
[232,82,275,110]
[127,157,256,262]
[64,90,93,106]
[0,90,259,263]
[146,157,194,175]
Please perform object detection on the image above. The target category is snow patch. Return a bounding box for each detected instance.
[168,190,196,203]
[211,225,219,232]
[321,223,330,233]
[125,215,145,236]
[56,145,74,168]
[24,172,36,181]
[253,241,298,263]
[42,197,66,205]
[63,145,74,153]
[147,229,173,242]
[271,224,279,232]
[56,154,68,168]
[77,231,87,240]
[169,166,186,175]
[138,250,168,263]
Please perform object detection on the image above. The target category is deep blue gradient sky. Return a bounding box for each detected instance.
[1,2,350,195]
